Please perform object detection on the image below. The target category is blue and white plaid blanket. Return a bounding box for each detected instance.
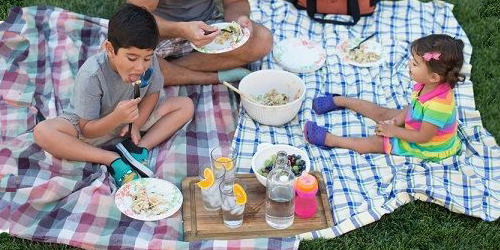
[234,0,500,240]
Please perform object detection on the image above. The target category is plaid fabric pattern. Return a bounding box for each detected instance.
[233,0,500,240]
[0,6,298,250]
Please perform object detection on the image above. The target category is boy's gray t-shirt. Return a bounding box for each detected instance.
[65,51,164,121]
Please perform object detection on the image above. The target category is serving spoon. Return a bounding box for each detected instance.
[221,81,259,104]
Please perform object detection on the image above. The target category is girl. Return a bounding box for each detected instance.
[304,34,465,161]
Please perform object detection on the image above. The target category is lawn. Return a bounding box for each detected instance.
[1,0,499,249]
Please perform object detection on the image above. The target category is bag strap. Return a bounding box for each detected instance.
[305,0,361,25]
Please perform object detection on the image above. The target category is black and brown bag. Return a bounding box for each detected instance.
[291,0,380,25]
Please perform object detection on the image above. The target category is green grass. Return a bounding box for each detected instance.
[1,0,499,249]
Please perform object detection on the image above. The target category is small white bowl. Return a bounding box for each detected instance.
[238,69,306,126]
[251,143,311,187]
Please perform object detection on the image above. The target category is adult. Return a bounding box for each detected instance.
[129,0,273,86]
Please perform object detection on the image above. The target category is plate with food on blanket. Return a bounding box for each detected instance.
[337,38,386,67]
[191,21,250,54]
[115,178,183,221]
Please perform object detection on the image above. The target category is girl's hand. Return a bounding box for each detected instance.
[120,124,142,145]
[381,119,395,125]
[236,16,253,33]
[113,98,141,123]
[382,117,404,127]
[376,122,398,137]
[183,21,219,47]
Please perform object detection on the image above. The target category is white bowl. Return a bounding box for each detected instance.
[251,143,311,187]
[238,69,306,126]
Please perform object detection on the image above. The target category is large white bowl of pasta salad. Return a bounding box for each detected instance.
[238,69,306,126]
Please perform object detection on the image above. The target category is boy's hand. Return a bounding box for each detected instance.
[375,122,398,137]
[120,125,141,145]
[113,98,141,123]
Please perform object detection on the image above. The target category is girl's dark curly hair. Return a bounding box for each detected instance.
[411,34,466,88]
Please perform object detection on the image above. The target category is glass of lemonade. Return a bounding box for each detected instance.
[211,146,237,180]
[219,178,246,228]
[198,164,225,211]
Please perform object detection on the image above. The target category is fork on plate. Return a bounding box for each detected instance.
[204,28,233,35]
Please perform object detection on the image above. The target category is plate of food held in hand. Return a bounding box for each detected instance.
[337,38,386,67]
[191,21,250,54]
[115,178,183,221]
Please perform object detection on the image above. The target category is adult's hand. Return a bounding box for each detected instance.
[183,21,219,47]
[236,15,253,33]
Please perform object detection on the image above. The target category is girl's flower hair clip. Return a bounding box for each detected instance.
[423,52,441,61]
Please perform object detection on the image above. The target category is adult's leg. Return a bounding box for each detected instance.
[158,58,219,85]
[33,118,119,166]
[334,96,402,122]
[138,96,195,149]
[324,133,385,154]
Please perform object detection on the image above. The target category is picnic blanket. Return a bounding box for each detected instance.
[0,6,299,250]
[233,0,500,240]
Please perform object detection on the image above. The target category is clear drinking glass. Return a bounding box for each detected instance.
[198,164,225,211]
[219,178,246,228]
[211,145,237,180]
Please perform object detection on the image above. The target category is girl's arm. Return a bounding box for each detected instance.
[376,121,438,144]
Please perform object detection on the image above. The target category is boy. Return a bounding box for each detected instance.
[33,3,194,187]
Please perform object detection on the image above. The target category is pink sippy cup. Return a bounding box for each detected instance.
[294,173,318,218]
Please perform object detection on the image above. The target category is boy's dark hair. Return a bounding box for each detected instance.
[411,34,465,88]
[107,3,159,53]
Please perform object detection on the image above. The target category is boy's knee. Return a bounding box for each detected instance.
[182,97,195,118]
[33,121,50,146]
[171,97,194,120]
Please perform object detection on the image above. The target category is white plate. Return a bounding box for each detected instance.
[273,37,326,74]
[191,22,250,54]
[337,39,386,67]
[115,178,183,221]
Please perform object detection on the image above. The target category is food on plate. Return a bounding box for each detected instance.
[131,184,168,215]
[340,41,381,64]
[214,21,242,45]
[253,89,290,106]
[257,152,306,177]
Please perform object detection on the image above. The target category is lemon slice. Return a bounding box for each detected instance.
[214,157,233,171]
[197,168,215,189]
[233,183,247,205]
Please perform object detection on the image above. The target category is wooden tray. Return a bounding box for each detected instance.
[181,171,333,241]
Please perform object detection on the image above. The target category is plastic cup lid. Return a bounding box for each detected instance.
[296,173,318,192]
